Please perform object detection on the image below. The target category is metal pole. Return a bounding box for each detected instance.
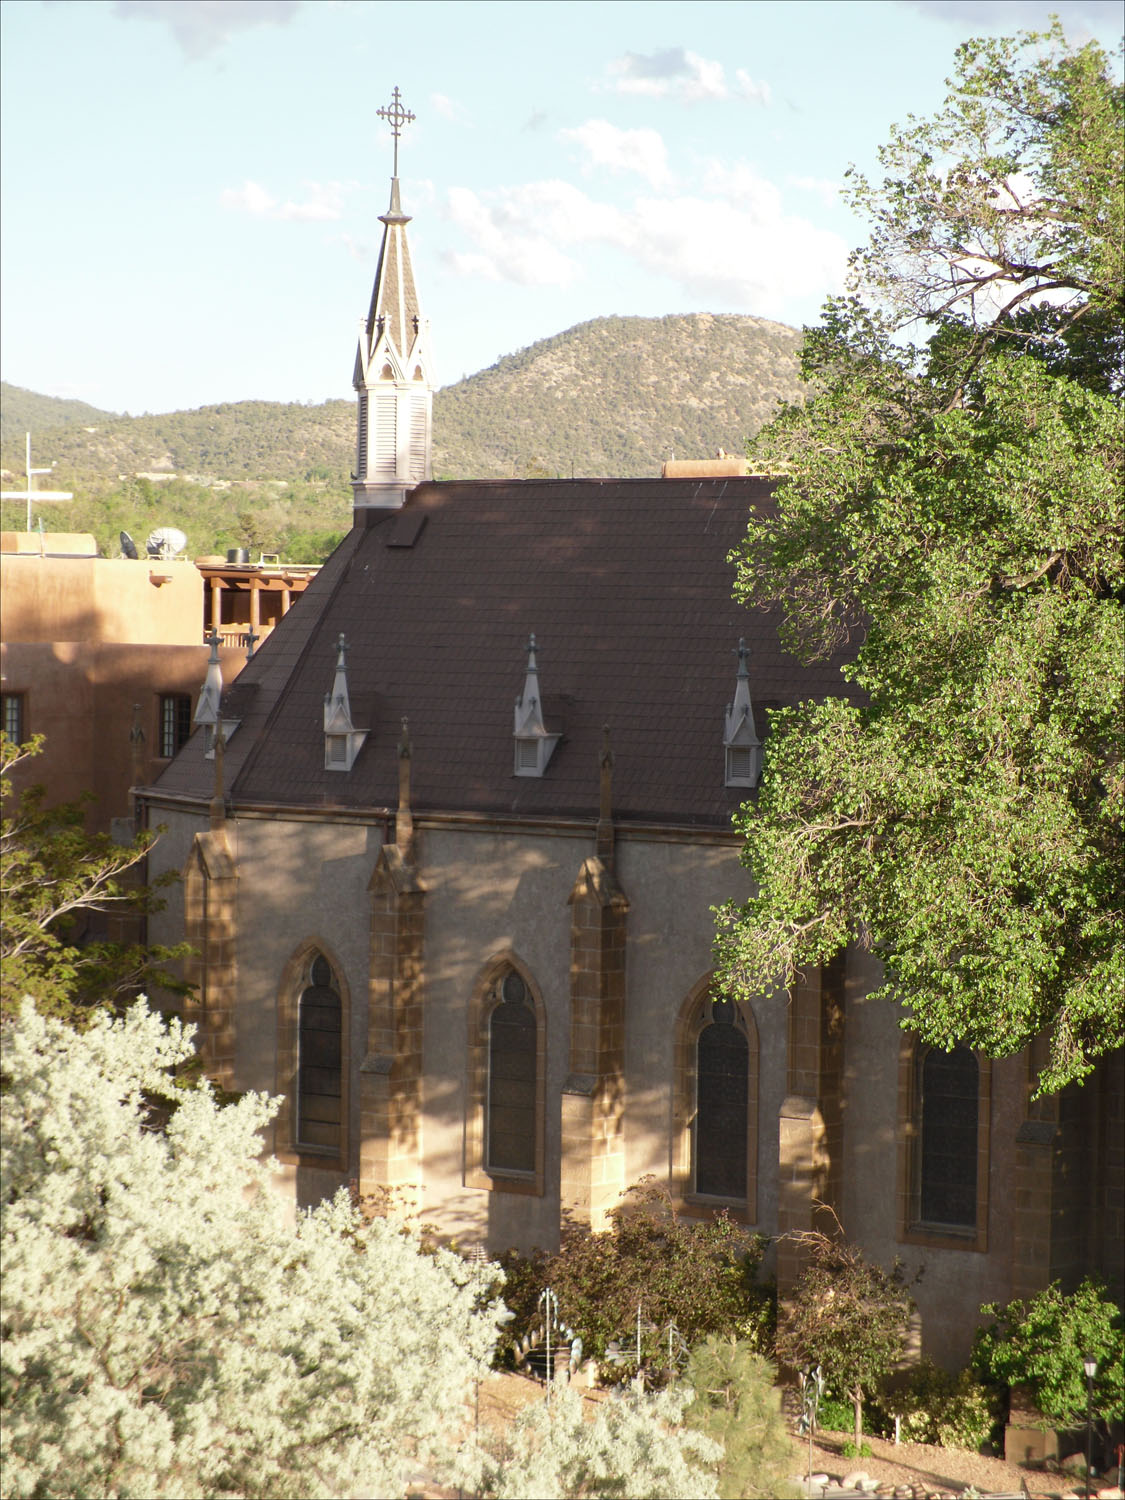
[1086,1370,1093,1500]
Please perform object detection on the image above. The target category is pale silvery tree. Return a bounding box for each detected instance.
[475,1384,721,1500]
[1,1000,505,1500]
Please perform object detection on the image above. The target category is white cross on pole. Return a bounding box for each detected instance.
[0,433,74,530]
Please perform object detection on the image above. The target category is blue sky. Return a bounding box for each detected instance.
[1,0,1121,415]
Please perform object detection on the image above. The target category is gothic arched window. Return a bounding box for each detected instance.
[675,982,759,1216]
[916,1045,979,1229]
[694,1006,749,1199]
[297,953,342,1153]
[486,971,537,1175]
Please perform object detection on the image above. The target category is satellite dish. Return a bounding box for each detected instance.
[145,526,188,559]
[120,530,139,560]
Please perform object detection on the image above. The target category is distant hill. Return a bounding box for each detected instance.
[0,313,802,559]
[433,313,803,479]
[0,384,120,445]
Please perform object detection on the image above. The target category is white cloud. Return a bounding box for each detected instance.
[222,179,351,222]
[112,0,302,60]
[788,174,840,208]
[558,120,672,189]
[441,167,847,314]
[431,92,470,125]
[734,69,772,106]
[606,46,770,105]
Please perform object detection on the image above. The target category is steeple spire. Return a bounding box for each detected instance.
[352,87,433,513]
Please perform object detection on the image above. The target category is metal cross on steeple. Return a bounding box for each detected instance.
[377,86,415,177]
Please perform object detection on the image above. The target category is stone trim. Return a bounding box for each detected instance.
[275,938,351,1174]
[182,830,238,1093]
[896,1035,991,1254]
[671,972,759,1223]
[464,951,547,1198]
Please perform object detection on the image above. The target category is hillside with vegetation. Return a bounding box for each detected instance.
[0,313,802,560]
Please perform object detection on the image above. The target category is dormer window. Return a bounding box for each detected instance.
[323,633,368,772]
[194,629,240,758]
[724,638,762,788]
[513,634,561,777]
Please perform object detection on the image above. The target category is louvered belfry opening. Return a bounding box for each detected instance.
[297,954,342,1152]
[486,972,537,1174]
[694,1008,749,1199]
[918,1045,978,1227]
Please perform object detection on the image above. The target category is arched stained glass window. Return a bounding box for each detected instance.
[297,953,342,1152]
[693,1001,750,1201]
[486,971,536,1175]
[917,1046,978,1228]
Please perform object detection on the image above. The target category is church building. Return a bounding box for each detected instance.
[139,96,1122,1369]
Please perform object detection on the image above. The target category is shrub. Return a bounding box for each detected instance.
[815,1396,856,1433]
[498,1180,768,1384]
[776,1225,914,1449]
[872,1360,999,1449]
[1,1000,506,1500]
[683,1337,801,1499]
[473,1384,721,1500]
[972,1279,1124,1428]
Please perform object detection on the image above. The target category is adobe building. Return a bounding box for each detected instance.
[0,530,315,832]
[138,104,1122,1368]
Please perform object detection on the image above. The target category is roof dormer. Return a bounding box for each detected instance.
[513,634,561,777]
[724,637,762,788]
[324,633,368,772]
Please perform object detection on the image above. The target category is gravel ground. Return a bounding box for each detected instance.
[793,1427,1120,1498]
[422,1374,1123,1500]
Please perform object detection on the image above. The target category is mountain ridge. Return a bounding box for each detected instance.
[0,312,802,558]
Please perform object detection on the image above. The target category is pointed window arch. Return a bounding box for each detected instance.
[673,977,758,1218]
[275,942,350,1170]
[465,953,546,1196]
[898,1039,990,1251]
[297,954,342,1152]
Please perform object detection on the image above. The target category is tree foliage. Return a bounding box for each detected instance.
[682,1337,800,1499]
[775,1229,914,1450]
[498,1182,769,1384]
[1,1000,507,1500]
[475,1384,721,1500]
[0,736,189,1025]
[972,1278,1124,1428]
[718,25,1124,1090]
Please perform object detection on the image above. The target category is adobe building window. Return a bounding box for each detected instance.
[2,692,26,744]
[465,954,546,1196]
[159,694,193,758]
[673,979,759,1220]
[898,1040,990,1252]
[275,943,350,1171]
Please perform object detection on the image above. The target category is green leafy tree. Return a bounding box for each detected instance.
[717,25,1124,1091]
[972,1278,1124,1429]
[775,1228,914,1450]
[1,1000,507,1500]
[683,1337,800,1499]
[0,737,189,1024]
[498,1181,768,1383]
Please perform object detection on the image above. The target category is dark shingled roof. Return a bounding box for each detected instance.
[153,477,855,829]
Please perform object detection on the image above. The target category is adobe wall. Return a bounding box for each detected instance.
[0,554,201,645]
[1,640,243,829]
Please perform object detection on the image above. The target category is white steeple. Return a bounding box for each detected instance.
[352,87,433,512]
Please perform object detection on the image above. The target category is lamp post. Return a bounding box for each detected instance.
[1082,1353,1097,1500]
